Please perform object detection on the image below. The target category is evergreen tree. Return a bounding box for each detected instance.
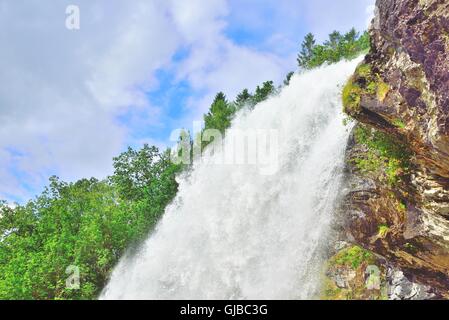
[297,32,316,69]
[234,89,253,110]
[283,72,294,86]
[297,28,370,70]
[252,81,275,105]
[325,31,342,50]
[203,92,235,134]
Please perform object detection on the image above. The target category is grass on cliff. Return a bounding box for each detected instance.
[377,224,390,238]
[322,245,387,300]
[352,125,411,186]
[332,245,375,269]
[342,63,390,115]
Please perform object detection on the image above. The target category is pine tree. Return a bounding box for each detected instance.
[235,89,253,110]
[283,72,294,86]
[252,81,275,105]
[204,92,235,134]
[297,33,316,69]
[326,31,342,50]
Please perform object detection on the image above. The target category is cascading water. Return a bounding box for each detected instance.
[101,58,361,300]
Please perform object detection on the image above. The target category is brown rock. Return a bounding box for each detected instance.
[341,0,449,298]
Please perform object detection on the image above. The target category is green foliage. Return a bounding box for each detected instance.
[204,92,236,135]
[353,125,411,186]
[342,77,362,113]
[356,63,372,78]
[252,81,277,106]
[376,80,390,102]
[283,71,294,86]
[297,32,316,68]
[342,63,390,115]
[234,89,252,110]
[392,119,406,129]
[0,146,181,300]
[332,245,374,269]
[202,81,277,149]
[378,224,390,238]
[398,201,406,212]
[298,29,370,70]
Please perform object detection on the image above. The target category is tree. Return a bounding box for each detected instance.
[252,81,276,105]
[111,144,161,201]
[297,28,370,70]
[0,145,181,300]
[325,31,343,50]
[283,72,295,86]
[234,89,253,110]
[297,32,316,69]
[203,92,235,135]
[344,28,358,43]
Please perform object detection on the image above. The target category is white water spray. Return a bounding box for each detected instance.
[101,59,360,300]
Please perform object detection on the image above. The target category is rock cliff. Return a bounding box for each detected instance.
[325,0,449,299]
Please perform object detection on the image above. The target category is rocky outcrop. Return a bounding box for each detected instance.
[331,0,449,299]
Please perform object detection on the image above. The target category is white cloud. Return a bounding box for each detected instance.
[0,0,375,202]
[0,0,291,202]
[0,0,179,201]
[287,0,375,41]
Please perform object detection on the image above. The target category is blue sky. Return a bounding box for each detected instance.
[0,0,374,203]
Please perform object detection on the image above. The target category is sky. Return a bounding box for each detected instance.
[0,0,375,203]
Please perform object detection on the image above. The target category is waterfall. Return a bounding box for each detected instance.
[101,58,360,300]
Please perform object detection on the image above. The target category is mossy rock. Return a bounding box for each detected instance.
[376,80,390,102]
[322,245,388,300]
[351,124,411,186]
[342,76,362,114]
[342,62,390,115]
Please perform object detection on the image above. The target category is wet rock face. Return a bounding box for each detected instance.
[339,0,449,299]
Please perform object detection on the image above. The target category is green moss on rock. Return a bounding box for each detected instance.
[332,245,375,269]
[322,245,388,300]
[342,77,362,114]
[376,80,390,102]
[343,62,390,115]
[352,125,411,186]
[378,224,390,238]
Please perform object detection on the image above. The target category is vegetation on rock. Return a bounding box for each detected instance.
[322,245,388,300]
[352,125,411,186]
[342,63,391,115]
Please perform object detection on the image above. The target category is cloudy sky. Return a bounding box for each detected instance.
[0,0,374,203]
